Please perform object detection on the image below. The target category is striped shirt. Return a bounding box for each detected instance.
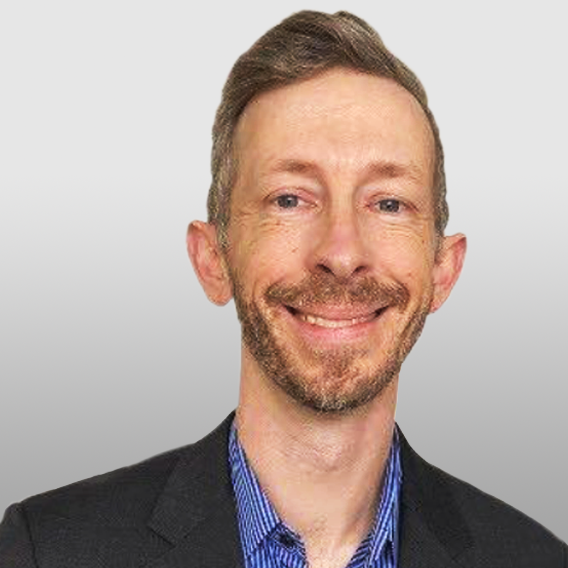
[228,421,402,568]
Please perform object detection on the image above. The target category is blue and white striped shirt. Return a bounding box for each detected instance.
[228,421,402,568]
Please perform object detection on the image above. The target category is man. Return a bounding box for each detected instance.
[0,9,565,568]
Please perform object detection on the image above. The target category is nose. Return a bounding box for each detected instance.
[308,208,371,281]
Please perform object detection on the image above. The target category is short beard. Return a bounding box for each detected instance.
[230,270,431,415]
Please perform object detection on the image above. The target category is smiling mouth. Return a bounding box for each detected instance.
[285,306,386,328]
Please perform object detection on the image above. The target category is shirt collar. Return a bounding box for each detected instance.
[228,421,281,557]
[228,419,402,565]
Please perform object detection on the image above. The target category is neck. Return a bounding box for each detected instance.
[235,355,398,566]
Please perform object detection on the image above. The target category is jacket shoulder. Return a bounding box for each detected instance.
[19,444,190,526]
[0,445,193,567]
[400,434,566,566]
[440,463,564,544]
[1,412,237,567]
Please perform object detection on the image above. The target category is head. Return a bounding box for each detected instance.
[188,11,466,415]
[207,10,449,251]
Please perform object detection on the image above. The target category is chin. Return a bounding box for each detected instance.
[268,354,401,415]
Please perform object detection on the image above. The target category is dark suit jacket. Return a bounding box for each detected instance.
[0,411,565,567]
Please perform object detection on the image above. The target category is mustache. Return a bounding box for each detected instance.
[265,273,410,310]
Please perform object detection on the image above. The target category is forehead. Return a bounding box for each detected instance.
[233,68,435,186]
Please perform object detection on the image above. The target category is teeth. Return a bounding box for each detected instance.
[298,312,377,328]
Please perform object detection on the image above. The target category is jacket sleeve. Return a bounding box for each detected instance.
[0,503,38,567]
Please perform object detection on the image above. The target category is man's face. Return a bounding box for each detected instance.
[224,68,442,414]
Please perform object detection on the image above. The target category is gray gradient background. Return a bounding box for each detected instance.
[1,1,566,541]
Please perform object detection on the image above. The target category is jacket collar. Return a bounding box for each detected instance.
[396,427,474,567]
[146,411,243,567]
[145,411,473,568]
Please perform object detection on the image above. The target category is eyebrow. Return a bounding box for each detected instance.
[266,159,322,177]
[264,158,425,185]
[362,160,425,184]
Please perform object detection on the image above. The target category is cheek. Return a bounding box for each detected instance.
[230,223,305,289]
[371,229,435,285]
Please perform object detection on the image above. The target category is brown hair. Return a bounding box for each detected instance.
[207,10,449,249]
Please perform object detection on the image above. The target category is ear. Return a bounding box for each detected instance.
[186,221,233,306]
[429,233,467,313]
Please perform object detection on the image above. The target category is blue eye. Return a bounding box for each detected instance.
[276,194,300,208]
[378,199,401,213]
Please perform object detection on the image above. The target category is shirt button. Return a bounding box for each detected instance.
[278,533,295,548]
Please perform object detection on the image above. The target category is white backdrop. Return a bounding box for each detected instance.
[1,1,566,541]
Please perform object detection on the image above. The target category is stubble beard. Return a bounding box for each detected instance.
[230,270,432,415]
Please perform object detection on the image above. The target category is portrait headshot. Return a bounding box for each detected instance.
[1,2,566,566]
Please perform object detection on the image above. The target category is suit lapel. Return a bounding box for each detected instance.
[142,414,474,568]
[397,428,474,568]
[145,411,244,568]
[398,505,465,568]
[146,499,243,568]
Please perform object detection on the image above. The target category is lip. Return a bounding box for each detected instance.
[283,304,387,345]
[286,304,386,320]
